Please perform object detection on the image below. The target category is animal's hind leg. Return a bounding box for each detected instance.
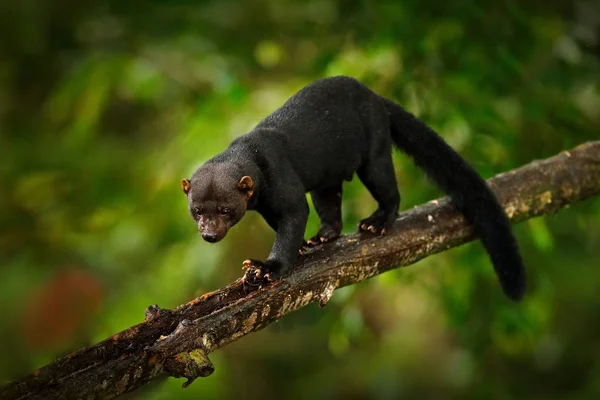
[357,155,400,235]
[302,184,343,250]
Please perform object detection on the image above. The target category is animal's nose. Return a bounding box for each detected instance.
[202,232,219,243]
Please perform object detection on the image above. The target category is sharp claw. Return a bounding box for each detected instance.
[242,269,261,287]
[380,228,387,236]
[368,225,376,233]
[319,236,327,243]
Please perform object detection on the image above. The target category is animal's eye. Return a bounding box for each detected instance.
[220,207,232,216]
[193,207,202,215]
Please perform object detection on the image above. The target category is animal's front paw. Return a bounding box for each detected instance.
[241,259,281,287]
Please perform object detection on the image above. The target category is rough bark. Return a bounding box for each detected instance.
[2,141,600,400]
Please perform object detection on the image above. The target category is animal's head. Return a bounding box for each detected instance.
[181,164,254,243]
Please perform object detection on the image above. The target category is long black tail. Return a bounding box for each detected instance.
[383,98,526,301]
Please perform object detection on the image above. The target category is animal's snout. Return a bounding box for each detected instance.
[202,232,220,243]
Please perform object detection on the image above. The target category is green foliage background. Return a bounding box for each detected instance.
[1,0,599,398]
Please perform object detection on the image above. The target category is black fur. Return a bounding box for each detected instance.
[185,76,526,300]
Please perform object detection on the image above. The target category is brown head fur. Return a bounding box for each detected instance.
[182,164,254,243]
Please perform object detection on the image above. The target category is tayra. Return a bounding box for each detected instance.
[181,76,526,301]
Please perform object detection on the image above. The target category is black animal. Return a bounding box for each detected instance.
[181,76,526,300]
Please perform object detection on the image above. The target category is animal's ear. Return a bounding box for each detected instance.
[237,176,254,198]
[181,179,191,195]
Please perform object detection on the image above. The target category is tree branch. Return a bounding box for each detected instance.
[3,141,600,400]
